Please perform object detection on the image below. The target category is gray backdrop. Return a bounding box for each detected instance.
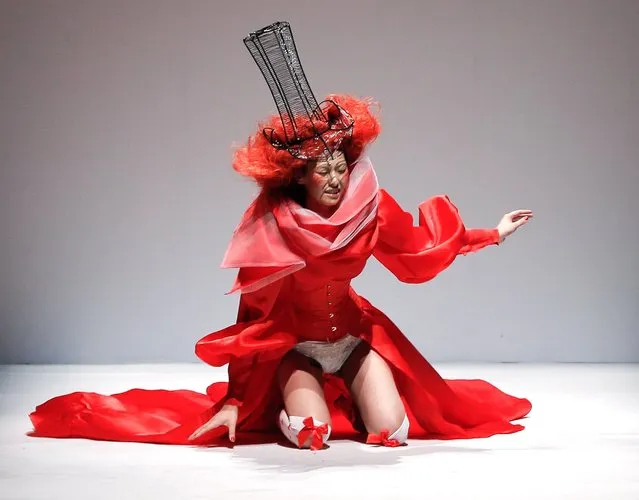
[1,0,638,364]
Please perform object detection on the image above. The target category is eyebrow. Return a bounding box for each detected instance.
[315,159,347,169]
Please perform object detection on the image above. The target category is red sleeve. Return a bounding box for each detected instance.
[224,356,254,407]
[372,189,499,283]
[222,271,284,407]
[459,228,501,255]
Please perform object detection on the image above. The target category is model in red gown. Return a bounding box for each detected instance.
[28,21,532,449]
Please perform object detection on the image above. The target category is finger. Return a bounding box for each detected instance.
[227,420,236,443]
[188,425,209,441]
[514,217,529,228]
[188,417,221,441]
[508,209,533,218]
[189,423,215,441]
[513,214,532,222]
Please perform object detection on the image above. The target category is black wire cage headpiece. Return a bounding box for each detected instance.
[243,21,354,160]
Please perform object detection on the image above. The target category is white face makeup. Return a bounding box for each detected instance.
[300,151,350,211]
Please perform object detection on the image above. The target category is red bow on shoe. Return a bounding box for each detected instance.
[366,429,402,447]
[297,417,329,451]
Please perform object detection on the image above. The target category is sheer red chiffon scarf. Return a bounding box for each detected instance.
[221,157,379,294]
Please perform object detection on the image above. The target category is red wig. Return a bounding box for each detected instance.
[232,94,381,189]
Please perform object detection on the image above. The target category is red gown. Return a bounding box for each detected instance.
[29,158,531,445]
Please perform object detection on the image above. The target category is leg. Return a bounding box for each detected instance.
[276,349,331,450]
[340,342,409,445]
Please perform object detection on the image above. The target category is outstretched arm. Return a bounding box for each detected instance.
[372,189,532,283]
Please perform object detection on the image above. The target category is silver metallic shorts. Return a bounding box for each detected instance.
[293,334,362,374]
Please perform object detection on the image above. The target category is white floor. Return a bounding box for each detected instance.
[1,363,638,500]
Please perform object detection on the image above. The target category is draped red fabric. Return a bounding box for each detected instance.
[28,158,531,446]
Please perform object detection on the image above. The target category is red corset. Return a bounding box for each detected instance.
[290,277,362,342]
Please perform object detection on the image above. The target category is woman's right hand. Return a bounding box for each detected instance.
[188,404,239,442]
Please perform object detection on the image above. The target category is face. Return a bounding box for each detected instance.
[299,151,350,209]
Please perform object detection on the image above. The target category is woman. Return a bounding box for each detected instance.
[29,23,533,451]
[183,91,533,450]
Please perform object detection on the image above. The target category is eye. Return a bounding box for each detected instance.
[316,169,329,176]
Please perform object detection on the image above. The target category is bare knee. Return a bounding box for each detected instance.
[341,346,407,438]
[368,410,406,436]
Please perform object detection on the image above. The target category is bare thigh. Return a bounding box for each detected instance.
[277,349,331,425]
[340,342,405,434]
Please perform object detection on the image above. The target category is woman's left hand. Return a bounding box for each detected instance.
[497,209,534,243]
